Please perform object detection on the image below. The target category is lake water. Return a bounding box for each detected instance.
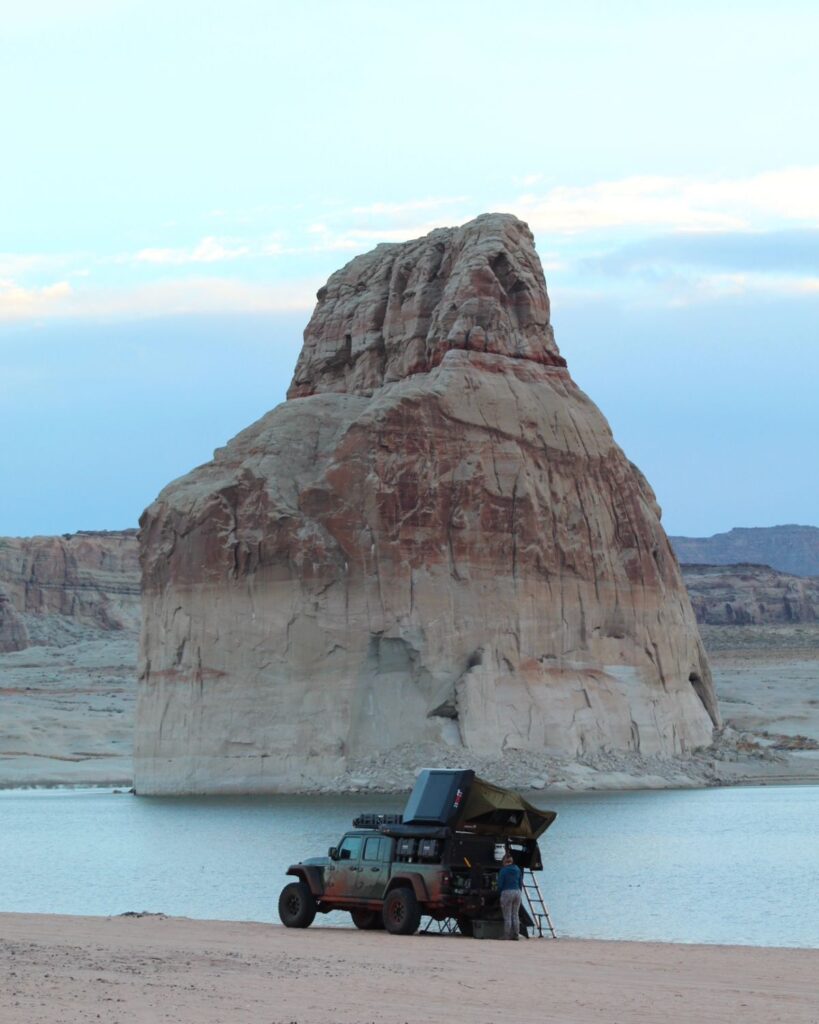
[2,784,818,948]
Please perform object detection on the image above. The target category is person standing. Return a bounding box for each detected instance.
[498,854,523,940]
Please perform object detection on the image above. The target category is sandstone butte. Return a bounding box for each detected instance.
[136,213,719,794]
[0,530,140,651]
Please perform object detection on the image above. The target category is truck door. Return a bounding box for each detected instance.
[357,836,391,899]
[324,834,364,899]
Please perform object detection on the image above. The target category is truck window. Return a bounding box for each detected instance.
[363,837,382,861]
[337,836,363,861]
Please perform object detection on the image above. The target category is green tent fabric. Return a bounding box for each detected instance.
[454,775,556,839]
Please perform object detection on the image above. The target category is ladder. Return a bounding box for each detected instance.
[522,869,557,938]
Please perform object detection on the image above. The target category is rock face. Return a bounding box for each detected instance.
[683,563,819,625]
[0,584,29,652]
[0,531,140,647]
[672,526,819,578]
[0,530,140,787]
[136,213,717,794]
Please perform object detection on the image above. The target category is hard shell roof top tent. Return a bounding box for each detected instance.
[401,769,556,839]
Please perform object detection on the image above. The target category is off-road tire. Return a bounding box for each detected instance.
[456,916,474,937]
[351,909,384,930]
[278,881,317,928]
[382,887,421,935]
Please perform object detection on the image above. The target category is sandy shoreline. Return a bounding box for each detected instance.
[1,913,817,1024]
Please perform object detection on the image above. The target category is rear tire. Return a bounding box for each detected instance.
[278,881,317,928]
[382,887,421,935]
[456,916,474,937]
[351,909,384,930]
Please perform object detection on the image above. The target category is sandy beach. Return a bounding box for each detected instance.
[1,913,817,1024]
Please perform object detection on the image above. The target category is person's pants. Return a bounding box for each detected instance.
[500,889,522,939]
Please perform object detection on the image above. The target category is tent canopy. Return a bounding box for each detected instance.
[402,769,556,840]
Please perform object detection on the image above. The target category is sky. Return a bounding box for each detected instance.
[1,0,817,537]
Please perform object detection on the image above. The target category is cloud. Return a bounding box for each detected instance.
[133,236,250,265]
[0,276,318,324]
[307,224,451,251]
[0,279,73,320]
[0,252,78,279]
[350,196,470,217]
[586,229,819,276]
[508,167,819,236]
[669,271,819,306]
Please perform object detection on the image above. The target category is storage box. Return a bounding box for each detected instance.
[472,919,506,940]
[396,837,417,858]
[418,838,440,860]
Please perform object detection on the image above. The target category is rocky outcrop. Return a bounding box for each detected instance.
[683,563,819,625]
[0,584,29,652]
[136,213,717,795]
[0,531,140,647]
[288,218,566,398]
[672,526,819,578]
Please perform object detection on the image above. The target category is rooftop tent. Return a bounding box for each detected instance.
[457,774,556,839]
[402,769,475,826]
[402,769,556,839]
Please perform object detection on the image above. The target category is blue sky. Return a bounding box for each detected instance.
[1,1,818,536]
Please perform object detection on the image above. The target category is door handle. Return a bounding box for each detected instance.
[370,867,379,872]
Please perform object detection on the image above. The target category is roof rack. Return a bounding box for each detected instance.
[352,813,404,829]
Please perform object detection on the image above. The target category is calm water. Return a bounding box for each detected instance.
[2,785,818,947]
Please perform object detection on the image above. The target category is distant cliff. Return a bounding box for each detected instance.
[671,526,819,578]
[682,563,819,625]
[0,531,140,650]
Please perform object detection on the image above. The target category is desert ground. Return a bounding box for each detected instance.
[1,624,817,791]
[1,913,817,1024]
[0,635,135,788]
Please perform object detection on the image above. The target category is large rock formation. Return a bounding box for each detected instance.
[0,531,140,647]
[682,563,819,625]
[672,525,819,578]
[136,213,717,794]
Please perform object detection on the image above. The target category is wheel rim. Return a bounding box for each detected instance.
[286,894,301,916]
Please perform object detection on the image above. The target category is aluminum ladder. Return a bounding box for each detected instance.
[522,869,557,938]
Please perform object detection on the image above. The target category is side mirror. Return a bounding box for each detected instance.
[328,846,339,860]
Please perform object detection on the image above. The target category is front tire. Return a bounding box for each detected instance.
[382,887,421,935]
[351,909,384,930]
[278,881,317,928]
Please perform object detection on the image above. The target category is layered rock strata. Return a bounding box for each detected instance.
[0,531,140,647]
[0,584,29,652]
[137,213,717,794]
[683,563,819,625]
[672,525,819,578]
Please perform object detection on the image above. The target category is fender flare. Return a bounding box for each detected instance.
[287,865,324,897]
[385,872,430,903]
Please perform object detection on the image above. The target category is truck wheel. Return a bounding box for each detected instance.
[456,916,474,937]
[278,881,317,928]
[351,909,384,930]
[382,887,421,935]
